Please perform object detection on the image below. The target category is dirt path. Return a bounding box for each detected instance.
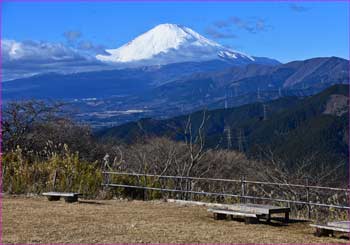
[3,196,348,244]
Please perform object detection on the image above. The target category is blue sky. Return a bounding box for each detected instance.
[2,1,349,64]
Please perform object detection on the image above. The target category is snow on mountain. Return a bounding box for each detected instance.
[96,23,254,65]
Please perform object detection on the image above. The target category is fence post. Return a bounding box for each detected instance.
[102,161,110,187]
[241,176,246,204]
[189,179,193,201]
[185,177,190,200]
[182,177,187,200]
[306,178,311,219]
[52,169,57,191]
[144,175,148,201]
[184,178,187,200]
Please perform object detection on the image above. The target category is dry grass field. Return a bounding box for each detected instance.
[3,195,349,244]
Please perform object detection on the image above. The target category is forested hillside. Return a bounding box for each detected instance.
[98,84,349,170]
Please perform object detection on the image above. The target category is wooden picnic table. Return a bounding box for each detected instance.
[208,203,290,224]
[42,192,82,203]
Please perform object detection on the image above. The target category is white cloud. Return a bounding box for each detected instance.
[212,16,272,34]
[1,39,111,81]
[2,39,84,62]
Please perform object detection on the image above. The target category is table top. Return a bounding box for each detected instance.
[327,221,350,229]
[222,203,290,214]
[42,192,81,197]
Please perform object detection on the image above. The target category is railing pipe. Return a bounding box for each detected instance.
[102,183,350,210]
[102,171,350,192]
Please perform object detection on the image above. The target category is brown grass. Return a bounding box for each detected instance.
[2,195,348,244]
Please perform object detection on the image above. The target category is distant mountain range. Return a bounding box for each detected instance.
[97,84,349,170]
[149,56,348,108]
[3,56,348,129]
[4,56,347,101]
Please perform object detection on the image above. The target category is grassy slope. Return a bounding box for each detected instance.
[3,196,348,244]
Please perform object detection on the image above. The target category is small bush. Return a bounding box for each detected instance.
[3,145,102,197]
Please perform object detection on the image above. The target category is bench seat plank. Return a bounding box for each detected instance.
[42,192,81,197]
[327,221,350,230]
[226,204,290,215]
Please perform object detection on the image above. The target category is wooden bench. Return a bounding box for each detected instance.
[42,192,82,203]
[310,221,350,237]
[208,203,290,224]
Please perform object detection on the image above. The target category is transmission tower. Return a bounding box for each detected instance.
[233,83,239,97]
[257,88,261,101]
[237,128,245,152]
[263,104,268,121]
[224,125,232,149]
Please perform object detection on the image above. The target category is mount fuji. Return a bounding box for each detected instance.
[96,23,278,66]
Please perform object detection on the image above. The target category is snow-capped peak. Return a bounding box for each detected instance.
[96,23,254,65]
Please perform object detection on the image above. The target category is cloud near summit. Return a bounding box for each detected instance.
[2,39,109,81]
[210,16,272,35]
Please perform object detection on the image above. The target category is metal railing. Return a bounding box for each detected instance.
[102,171,349,191]
[102,171,350,215]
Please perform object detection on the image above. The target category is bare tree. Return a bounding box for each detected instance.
[2,100,65,152]
[182,110,209,177]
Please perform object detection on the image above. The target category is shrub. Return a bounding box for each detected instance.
[3,145,102,197]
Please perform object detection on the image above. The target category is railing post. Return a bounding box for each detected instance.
[52,169,57,191]
[144,174,148,201]
[189,179,193,201]
[306,178,311,219]
[182,177,187,200]
[241,176,246,204]
[104,171,110,186]
[185,177,191,200]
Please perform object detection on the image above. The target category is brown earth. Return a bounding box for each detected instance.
[2,195,348,244]
[323,94,349,116]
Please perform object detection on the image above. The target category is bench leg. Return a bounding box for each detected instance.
[214,213,227,220]
[285,212,289,223]
[244,217,258,224]
[256,214,262,222]
[315,228,333,237]
[64,196,78,203]
[315,228,323,237]
[47,196,60,201]
[266,214,271,223]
